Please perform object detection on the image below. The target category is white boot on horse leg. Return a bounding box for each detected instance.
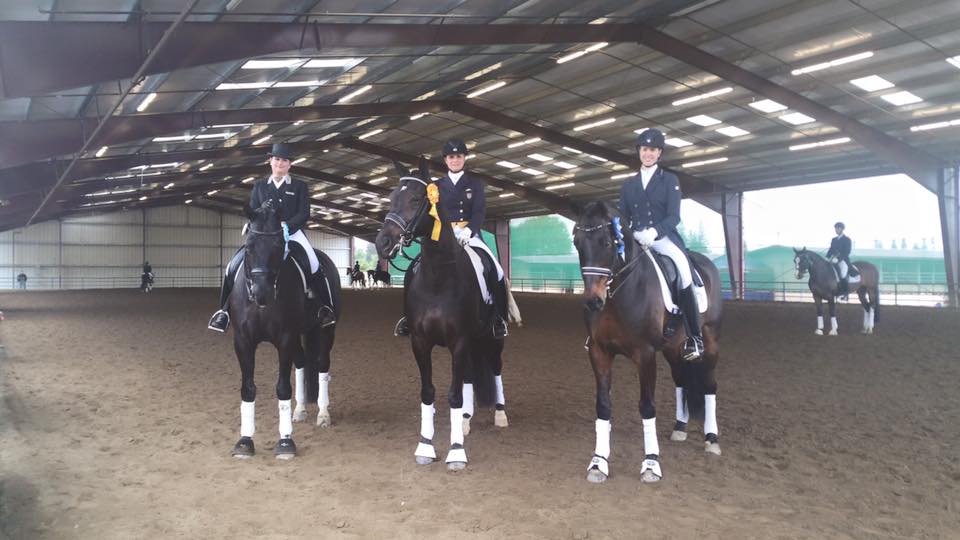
[815,315,824,335]
[232,400,256,459]
[461,383,474,436]
[586,418,611,483]
[670,387,688,442]
[861,308,874,334]
[415,402,437,465]
[275,399,296,460]
[292,368,308,422]
[829,316,838,336]
[315,372,331,427]
[640,417,662,483]
[445,407,468,471]
[494,375,509,427]
[703,394,721,456]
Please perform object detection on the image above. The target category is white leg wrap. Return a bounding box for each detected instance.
[449,407,465,446]
[704,394,718,436]
[317,372,330,410]
[494,375,506,406]
[415,441,437,460]
[863,309,869,330]
[869,309,875,328]
[675,387,689,424]
[816,315,824,329]
[642,417,659,457]
[594,418,611,459]
[294,368,306,410]
[462,383,474,418]
[240,400,255,438]
[278,399,292,438]
[830,316,838,330]
[420,402,435,441]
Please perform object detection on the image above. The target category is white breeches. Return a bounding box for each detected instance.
[837,260,848,279]
[288,229,319,273]
[650,237,692,288]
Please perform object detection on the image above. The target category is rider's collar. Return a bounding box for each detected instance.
[270,175,291,188]
[448,170,465,184]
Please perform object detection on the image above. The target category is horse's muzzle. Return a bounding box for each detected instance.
[584,296,605,312]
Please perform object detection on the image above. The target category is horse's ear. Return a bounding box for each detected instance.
[418,155,429,181]
[392,160,408,178]
[793,247,799,254]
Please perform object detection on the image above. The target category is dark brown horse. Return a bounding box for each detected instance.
[573,202,723,484]
[374,159,507,471]
[793,248,879,335]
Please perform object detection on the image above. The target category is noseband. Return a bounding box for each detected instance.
[575,217,635,298]
[384,176,430,256]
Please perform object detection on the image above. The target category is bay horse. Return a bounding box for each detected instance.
[227,201,340,459]
[374,159,507,471]
[793,248,879,335]
[573,202,723,484]
[349,268,366,289]
[367,268,391,287]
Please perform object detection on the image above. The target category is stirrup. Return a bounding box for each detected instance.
[207,310,229,332]
[394,316,410,337]
[682,336,703,361]
[493,317,509,338]
[317,305,336,328]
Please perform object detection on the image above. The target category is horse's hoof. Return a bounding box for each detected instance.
[705,441,722,455]
[640,469,661,483]
[445,445,467,470]
[828,329,838,336]
[814,329,823,335]
[447,461,467,471]
[232,436,255,459]
[867,328,874,334]
[670,430,687,442]
[415,455,435,465]
[292,407,307,422]
[316,411,331,428]
[462,416,471,436]
[274,438,296,460]
[494,409,509,428]
[586,468,608,483]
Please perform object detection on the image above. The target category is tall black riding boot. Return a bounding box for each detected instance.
[838,277,849,298]
[311,269,337,328]
[208,248,244,332]
[678,285,704,361]
[492,278,509,338]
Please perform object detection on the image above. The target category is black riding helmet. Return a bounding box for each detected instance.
[834,222,845,230]
[636,128,665,150]
[441,139,468,156]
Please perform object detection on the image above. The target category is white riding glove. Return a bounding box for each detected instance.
[457,226,472,246]
[633,228,658,247]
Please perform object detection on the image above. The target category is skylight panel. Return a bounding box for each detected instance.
[779,112,816,125]
[714,126,750,137]
[303,58,363,68]
[466,81,507,98]
[849,75,894,92]
[665,137,694,147]
[687,115,721,127]
[573,118,616,131]
[682,157,728,168]
[881,91,923,106]
[242,59,305,69]
[748,99,787,113]
[527,153,553,162]
[545,182,575,190]
[337,85,372,103]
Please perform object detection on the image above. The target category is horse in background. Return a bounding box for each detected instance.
[574,201,723,484]
[375,158,508,471]
[367,268,391,287]
[793,247,879,335]
[349,268,366,289]
[140,271,154,292]
[226,201,341,460]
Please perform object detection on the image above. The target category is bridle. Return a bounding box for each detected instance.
[574,216,640,299]
[794,252,811,280]
[244,222,284,302]
[383,176,431,257]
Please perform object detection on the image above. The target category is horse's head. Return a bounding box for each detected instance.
[375,158,432,260]
[793,247,812,279]
[573,201,625,312]
[242,200,285,307]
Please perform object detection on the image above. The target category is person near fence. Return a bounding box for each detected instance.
[207,142,336,332]
[16,272,26,290]
[826,221,853,296]
[619,128,703,361]
[393,138,509,338]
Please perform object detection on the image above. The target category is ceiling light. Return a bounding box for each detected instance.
[881,91,923,106]
[318,132,339,141]
[136,92,157,112]
[466,81,507,98]
[149,162,180,169]
[749,99,787,113]
[562,146,583,154]
[210,123,253,129]
[139,196,148,201]
[199,163,214,171]
[185,199,192,204]
[355,118,376,127]
[910,118,960,132]
[671,86,733,106]
[304,58,362,68]
[216,82,273,90]
[715,126,750,137]
[273,80,325,88]
[207,190,219,195]
[292,158,306,165]
[508,137,540,148]
[556,51,587,64]
[153,135,192,142]
[337,85,372,103]
[194,132,237,140]
[414,90,436,101]
[409,112,430,120]
[358,128,383,140]
[242,176,255,183]
[573,117,616,131]
[241,59,305,70]
[553,161,577,170]
[464,62,502,81]
[252,135,272,145]
[779,112,816,125]
[585,42,608,53]
[849,75,894,92]
[528,153,553,162]
[687,115,721,127]
[789,137,851,151]
[665,137,693,147]
[633,128,652,134]
[585,154,609,162]
[545,182,575,190]
[791,51,874,76]
[682,157,728,168]
[163,183,175,189]
[369,176,388,184]
[522,168,544,176]
[497,161,521,169]
[611,173,633,180]
[948,56,960,70]
[95,146,109,157]
[499,193,515,198]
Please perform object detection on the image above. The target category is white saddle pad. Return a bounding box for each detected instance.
[462,237,504,305]
[644,250,708,315]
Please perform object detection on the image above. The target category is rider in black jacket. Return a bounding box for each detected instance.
[826,221,852,295]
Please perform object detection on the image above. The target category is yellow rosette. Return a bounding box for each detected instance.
[426,183,442,241]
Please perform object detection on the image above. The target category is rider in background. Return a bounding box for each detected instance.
[353,260,361,276]
[619,128,703,361]
[826,221,852,296]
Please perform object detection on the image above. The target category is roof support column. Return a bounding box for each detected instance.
[486,218,512,281]
[938,164,959,308]
[720,192,744,301]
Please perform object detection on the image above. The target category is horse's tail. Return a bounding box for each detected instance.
[471,340,498,408]
[682,361,707,421]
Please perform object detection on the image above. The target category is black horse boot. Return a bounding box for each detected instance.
[394,316,410,336]
[208,248,244,332]
[678,285,704,361]
[492,278,509,339]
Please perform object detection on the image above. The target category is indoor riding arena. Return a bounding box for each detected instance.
[2,1,960,539]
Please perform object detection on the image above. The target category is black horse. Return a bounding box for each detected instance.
[793,247,879,335]
[367,268,391,287]
[227,201,340,459]
[374,159,507,471]
[573,202,723,484]
[140,272,154,292]
[349,268,366,288]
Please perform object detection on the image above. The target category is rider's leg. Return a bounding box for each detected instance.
[838,260,849,296]
[288,231,335,327]
[651,238,702,360]
[394,263,415,336]
[208,247,244,332]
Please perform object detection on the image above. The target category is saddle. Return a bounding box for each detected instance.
[645,250,708,315]
[831,262,861,283]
